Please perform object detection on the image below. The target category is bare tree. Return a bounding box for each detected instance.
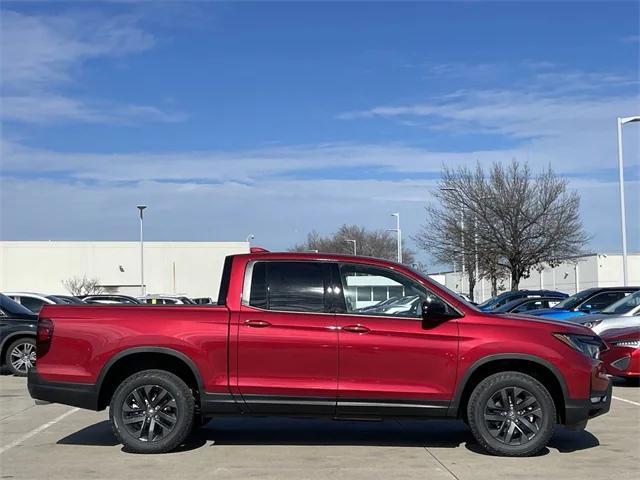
[415,161,589,293]
[62,275,104,296]
[291,224,416,266]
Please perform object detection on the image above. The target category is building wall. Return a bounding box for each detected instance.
[438,253,640,302]
[0,241,250,298]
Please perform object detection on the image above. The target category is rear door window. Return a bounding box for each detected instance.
[248,261,329,313]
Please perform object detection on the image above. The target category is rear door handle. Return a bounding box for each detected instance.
[342,324,370,334]
[245,319,272,328]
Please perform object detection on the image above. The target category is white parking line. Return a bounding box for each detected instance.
[612,395,640,407]
[0,407,79,455]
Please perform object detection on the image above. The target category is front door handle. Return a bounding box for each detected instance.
[342,324,370,334]
[245,319,272,328]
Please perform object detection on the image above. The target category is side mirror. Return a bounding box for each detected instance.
[421,299,456,326]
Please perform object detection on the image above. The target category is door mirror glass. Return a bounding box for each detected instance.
[421,296,459,325]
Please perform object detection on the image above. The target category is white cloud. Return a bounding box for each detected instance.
[0,9,182,124]
[1,95,187,124]
[338,64,640,174]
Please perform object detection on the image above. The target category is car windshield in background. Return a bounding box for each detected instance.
[45,295,68,304]
[0,293,36,316]
[478,292,511,309]
[554,288,597,310]
[601,291,640,314]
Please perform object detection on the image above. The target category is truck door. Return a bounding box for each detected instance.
[333,263,459,417]
[236,260,338,414]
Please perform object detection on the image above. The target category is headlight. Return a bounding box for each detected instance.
[553,333,603,359]
[612,339,640,349]
[583,319,603,329]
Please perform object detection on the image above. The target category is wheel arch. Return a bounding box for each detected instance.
[96,347,205,410]
[450,354,568,423]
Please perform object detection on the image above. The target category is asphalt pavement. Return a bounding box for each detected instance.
[0,375,638,480]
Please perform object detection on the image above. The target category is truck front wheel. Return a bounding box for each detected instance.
[467,371,556,457]
[109,369,195,454]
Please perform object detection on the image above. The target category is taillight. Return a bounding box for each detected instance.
[36,317,54,357]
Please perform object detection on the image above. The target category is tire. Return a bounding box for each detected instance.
[109,369,195,454]
[467,371,556,457]
[4,337,36,376]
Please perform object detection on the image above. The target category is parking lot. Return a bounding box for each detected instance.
[0,375,637,480]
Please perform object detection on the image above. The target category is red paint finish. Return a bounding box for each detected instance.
[35,251,609,421]
[336,314,458,400]
[600,327,640,378]
[236,307,338,398]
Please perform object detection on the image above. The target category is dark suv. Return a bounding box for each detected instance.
[0,294,37,376]
[478,290,568,311]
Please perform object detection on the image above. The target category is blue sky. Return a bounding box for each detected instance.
[1,1,639,268]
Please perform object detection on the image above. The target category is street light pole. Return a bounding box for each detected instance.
[246,234,255,244]
[617,116,640,286]
[346,239,357,255]
[136,205,147,296]
[390,213,402,263]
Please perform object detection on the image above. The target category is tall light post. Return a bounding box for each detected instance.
[246,234,255,244]
[136,205,147,296]
[617,116,640,286]
[389,213,402,263]
[345,239,357,255]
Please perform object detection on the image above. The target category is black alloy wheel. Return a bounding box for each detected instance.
[483,386,542,445]
[110,370,195,454]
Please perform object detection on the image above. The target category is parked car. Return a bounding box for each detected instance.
[138,295,196,305]
[29,252,611,457]
[491,296,564,314]
[477,290,567,311]
[192,297,215,305]
[527,287,639,320]
[81,294,141,305]
[599,327,640,379]
[50,295,86,304]
[4,292,67,313]
[569,291,640,333]
[0,294,37,376]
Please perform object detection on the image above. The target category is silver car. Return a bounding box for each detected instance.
[570,290,640,334]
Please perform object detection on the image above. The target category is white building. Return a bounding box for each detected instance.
[0,241,250,298]
[431,253,640,303]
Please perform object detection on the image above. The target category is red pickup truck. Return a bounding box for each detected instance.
[28,251,611,456]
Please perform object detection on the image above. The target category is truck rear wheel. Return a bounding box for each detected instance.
[109,369,195,454]
[467,371,555,457]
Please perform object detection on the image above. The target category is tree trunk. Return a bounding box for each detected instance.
[510,268,521,291]
[468,275,477,302]
[491,275,498,297]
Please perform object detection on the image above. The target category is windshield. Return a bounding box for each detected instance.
[554,288,597,310]
[0,294,36,316]
[478,292,512,309]
[602,291,640,314]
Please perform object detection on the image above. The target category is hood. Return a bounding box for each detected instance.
[600,326,640,342]
[525,308,567,317]
[592,317,640,336]
[568,313,610,324]
[489,312,594,333]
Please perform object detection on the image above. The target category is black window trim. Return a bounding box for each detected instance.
[241,259,463,320]
[241,259,334,315]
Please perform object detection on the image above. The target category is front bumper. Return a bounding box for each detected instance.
[28,369,99,410]
[564,379,612,429]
